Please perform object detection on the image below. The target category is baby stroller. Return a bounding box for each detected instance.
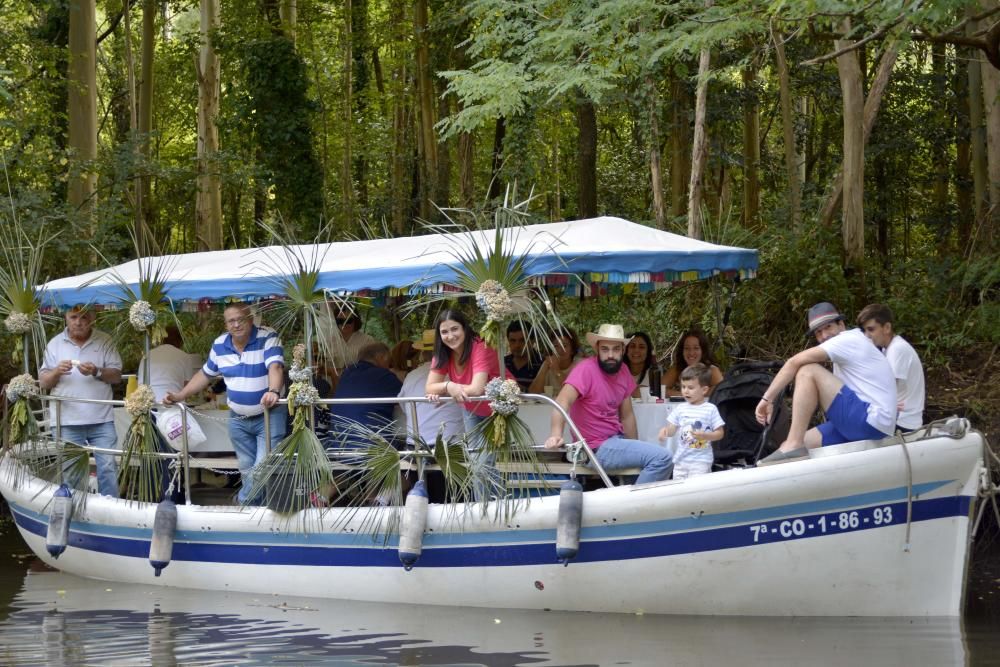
[711,361,790,469]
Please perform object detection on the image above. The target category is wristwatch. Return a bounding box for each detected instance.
[94,367,103,380]
[265,388,281,397]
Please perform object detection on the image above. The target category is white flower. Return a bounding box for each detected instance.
[125,383,156,416]
[476,280,513,321]
[6,373,38,402]
[129,300,157,331]
[289,382,319,406]
[485,376,521,416]
[4,312,33,335]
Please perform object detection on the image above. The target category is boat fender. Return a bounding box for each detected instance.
[45,484,74,559]
[556,479,583,566]
[149,499,178,577]
[398,480,429,571]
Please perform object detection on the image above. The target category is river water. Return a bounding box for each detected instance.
[0,516,997,666]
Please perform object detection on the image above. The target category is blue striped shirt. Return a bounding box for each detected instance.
[203,325,284,416]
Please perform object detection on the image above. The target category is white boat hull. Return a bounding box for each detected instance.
[1,424,984,616]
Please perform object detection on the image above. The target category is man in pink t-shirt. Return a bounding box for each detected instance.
[544,324,673,485]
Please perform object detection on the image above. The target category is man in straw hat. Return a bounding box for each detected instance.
[398,329,464,447]
[544,323,673,484]
[755,302,897,465]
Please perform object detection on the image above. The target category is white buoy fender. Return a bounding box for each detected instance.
[45,484,74,559]
[556,479,583,565]
[398,480,429,570]
[149,499,178,576]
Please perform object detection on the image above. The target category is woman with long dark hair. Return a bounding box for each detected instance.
[662,329,724,396]
[425,309,504,499]
[624,331,661,396]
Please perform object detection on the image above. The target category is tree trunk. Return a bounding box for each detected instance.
[670,75,691,218]
[280,0,296,42]
[436,86,451,209]
[646,76,666,229]
[687,35,711,240]
[138,0,156,252]
[487,117,506,201]
[979,29,1000,241]
[352,0,370,210]
[772,24,801,228]
[931,43,951,253]
[67,0,97,219]
[196,0,223,251]
[819,44,899,228]
[576,93,598,218]
[955,49,973,256]
[741,58,760,230]
[414,0,437,215]
[341,0,355,225]
[967,22,990,250]
[835,23,865,286]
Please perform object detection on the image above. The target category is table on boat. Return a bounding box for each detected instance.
[113,400,679,456]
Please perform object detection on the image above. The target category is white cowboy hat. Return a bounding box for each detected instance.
[585,323,632,348]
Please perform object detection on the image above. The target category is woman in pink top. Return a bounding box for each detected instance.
[425,309,503,499]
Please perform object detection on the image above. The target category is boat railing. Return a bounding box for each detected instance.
[32,391,614,502]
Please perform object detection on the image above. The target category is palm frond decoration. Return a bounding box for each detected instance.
[399,189,569,514]
[248,220,353,372]
[243,344,334,519]
[400,190,569,355]
[0,211,59,372]
[82,233,181,356]
[22,440,93,513]
[116,384,167,503]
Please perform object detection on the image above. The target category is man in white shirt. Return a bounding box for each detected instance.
[138,326,203,402]
[322,307,376,394]
[756,302,897,465]
[39,305,123,496]
[857,303,925,432]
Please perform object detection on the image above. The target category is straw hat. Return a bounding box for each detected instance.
[412,329,436,350]
[585,323,632,348]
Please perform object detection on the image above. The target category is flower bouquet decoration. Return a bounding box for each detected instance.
[244,344,335,517]
[2,374,41,455]
[0,220,57,373]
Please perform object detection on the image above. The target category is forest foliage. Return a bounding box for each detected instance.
[0,0,998,377]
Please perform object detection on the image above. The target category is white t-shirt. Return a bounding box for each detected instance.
[398,362,464,445]
[667,400,725,465]
[138,344,204,402]
[820,328,897,435]
[885,335,925,430]
[41,329,122,426]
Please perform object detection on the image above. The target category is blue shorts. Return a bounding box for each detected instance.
[817,385,887,446]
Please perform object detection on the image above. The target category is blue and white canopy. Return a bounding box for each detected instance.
[41,217,758,308]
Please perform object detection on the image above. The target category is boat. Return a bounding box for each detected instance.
[0,217,992,616]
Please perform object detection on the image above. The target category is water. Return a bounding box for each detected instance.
[0,517,998,666]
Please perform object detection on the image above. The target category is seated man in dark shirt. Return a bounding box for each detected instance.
[504,321,543,391]
[328,342,403,447]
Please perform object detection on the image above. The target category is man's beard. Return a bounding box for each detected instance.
[599,357,623,374]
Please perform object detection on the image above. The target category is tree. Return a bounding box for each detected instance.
[196,0,223,251]
[67,0,97,219]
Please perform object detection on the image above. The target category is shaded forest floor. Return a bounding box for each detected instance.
[925,343,1000,446]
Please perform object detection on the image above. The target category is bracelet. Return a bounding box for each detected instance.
[444,380,450,392]
[760,396,770,403]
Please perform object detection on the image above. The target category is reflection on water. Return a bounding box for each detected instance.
[0,519,996,666]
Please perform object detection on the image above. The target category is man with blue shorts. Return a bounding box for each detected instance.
[755,302,896,465]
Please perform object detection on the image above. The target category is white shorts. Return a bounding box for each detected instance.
[672,460,712,480]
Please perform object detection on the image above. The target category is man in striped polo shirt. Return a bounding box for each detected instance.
[165,303,286,504]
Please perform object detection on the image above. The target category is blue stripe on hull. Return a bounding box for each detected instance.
[11,494,971,569]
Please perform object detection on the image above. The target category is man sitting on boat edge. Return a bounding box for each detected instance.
[755,302,897,465]
[543,323,673,484]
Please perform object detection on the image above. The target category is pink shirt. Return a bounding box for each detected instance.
[564,357,636,449]
[433,338,504,418]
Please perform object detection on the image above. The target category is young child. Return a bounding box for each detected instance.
[658,363,725,480]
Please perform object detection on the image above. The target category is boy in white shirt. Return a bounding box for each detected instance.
[658,364,725,480]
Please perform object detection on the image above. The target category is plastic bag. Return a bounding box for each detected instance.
[155,407,207,450]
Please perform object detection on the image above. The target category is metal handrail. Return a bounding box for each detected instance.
[35,391,618,494]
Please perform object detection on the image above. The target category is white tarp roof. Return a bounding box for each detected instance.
[41,217,758,307]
